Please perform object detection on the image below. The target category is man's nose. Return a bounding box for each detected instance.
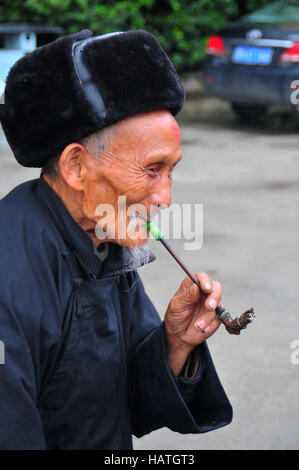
[150,179,172,209]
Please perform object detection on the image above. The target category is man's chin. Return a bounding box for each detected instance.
[116,235,149,249]
[94,219,150,249]
[117,224,149,249]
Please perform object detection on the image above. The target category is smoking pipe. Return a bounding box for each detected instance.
[147,221,255,335]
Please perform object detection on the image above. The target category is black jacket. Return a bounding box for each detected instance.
[0,177,232,449]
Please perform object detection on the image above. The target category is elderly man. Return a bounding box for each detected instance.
[0,29,232,450]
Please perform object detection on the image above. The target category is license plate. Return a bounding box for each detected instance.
[232,46,273,65]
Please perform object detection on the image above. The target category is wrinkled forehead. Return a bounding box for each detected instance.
[114,110,181,139]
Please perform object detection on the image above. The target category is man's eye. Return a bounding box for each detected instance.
[146,166,174,178]
[147,167,159,175]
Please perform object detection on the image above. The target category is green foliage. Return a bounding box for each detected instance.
[0,0,273,71]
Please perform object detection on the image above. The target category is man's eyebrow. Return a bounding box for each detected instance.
[144,154,183,166]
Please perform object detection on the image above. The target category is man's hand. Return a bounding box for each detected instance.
[164,272,223,376]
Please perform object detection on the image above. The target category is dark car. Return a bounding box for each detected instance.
[203,0,299,122]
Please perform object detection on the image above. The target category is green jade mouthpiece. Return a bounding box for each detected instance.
[146,221,163,241]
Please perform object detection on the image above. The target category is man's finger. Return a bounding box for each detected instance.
[204,280,222,312]
[175,272,211,297]
[202,317,222,335]
[194,308,217,332]
[171,274,222,312]
[171,281,201,310]
[195,314,221,334]
[194,272,212,295]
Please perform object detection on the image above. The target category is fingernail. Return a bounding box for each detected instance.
[196,320,205,331]
[204,282,211,291]
[208,299,217,310]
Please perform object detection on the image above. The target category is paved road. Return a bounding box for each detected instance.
[1,97,299,450]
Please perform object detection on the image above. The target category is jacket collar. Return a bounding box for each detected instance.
[36,176,155,279]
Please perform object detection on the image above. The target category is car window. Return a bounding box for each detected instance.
[241,0,299,23]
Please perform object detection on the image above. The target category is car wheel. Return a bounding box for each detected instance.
[231,102,268,124]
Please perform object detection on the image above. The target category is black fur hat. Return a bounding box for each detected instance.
[0,29,185,168]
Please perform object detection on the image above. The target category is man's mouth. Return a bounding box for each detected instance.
[128,212,149,223]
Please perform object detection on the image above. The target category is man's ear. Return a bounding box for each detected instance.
[58,143,88,190]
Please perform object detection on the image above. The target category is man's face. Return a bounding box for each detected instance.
[81,110,183,248]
